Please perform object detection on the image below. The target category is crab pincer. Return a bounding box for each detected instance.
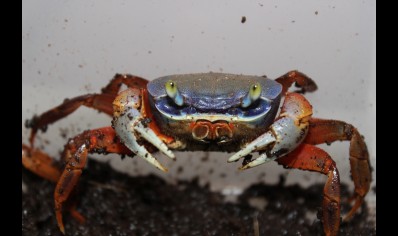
[112,88,175,172]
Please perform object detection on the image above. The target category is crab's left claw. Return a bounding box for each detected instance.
[113,88,175,172]
[227,132,276,169]
[227,132,276,163]
[239,153,276,170]
[228,93,313,170]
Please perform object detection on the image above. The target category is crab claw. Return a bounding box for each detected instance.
[134,122,175,160]
[229,93,312,170]
[113,88,175,171]
[239,153,276,170]
[113,109,169,172]
[227,132,276,163]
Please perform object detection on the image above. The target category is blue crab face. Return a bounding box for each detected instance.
[147,73,282,144]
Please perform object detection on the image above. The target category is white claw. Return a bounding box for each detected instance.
[134,123,175,160]
[119,127,168,172]
[132,140,168,172]
[227,132,275,163]
[239,153,276,170]
[113,108,169,172]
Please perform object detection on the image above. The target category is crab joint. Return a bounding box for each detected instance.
[191,120,233,142]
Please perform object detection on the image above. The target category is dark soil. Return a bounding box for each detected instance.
[22,159,375,236]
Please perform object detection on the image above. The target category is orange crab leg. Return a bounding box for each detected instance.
[101,73,148,94]
[25,93,116,146]
[275,70,318,95]
[276,144,340,236]
[54,127,132,234]
[22,144,61,183]
[304,118,371,221]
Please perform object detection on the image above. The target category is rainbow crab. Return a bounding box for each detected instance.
[22,71,371,236]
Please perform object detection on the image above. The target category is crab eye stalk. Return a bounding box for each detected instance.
[241,82,262,108]
[165,80,184,106]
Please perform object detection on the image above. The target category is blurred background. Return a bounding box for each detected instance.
[23,0,375,217]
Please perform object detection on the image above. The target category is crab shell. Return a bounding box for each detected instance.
[147,73,282,151]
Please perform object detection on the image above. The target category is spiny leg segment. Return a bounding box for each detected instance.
[275,70,318,95]
[276,144,341,236]
[54,127,132,234]
[304,118,371,221]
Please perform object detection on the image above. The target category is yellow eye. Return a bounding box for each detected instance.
[242,82,262,108]
[249,83,262,101]
[165,80,177,98]
[165,80,184,106]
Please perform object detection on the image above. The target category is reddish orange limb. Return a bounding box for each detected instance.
[101,73,148,94]
[54,127,132,234]
[277,144,340,236]
[22,144,61,183]
[275,70,318,95]
[26,93,116,146]
[67,203,86,224]
[22,144,86,225]
[304,118,371,221]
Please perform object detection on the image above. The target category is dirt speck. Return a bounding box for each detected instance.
[315,11,319,15]
[241,16,246,23]
[201,152,210,162]
[177,166,184,174]
[59,128,69,139]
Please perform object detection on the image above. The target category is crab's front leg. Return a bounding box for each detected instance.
[54,127,132,233]
[112,88,175,172]
[277,144,341,236]
[228,92,313,168]
[304,118,371,221]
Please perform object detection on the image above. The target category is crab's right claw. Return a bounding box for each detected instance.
[133,121,175,160]
[113,88,174,171]
[113,109,171,172]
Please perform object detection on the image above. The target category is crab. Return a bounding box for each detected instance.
[22,71,371,236]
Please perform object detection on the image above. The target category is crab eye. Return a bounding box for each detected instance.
[165,80,184,106]
[241,82,262,108]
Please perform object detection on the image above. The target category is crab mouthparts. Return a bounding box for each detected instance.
[190,120,234,143]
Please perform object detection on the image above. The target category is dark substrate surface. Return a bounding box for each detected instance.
[22,159,376,236]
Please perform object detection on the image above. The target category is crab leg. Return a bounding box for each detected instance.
[275,70,318,94]
[304,118,371,221]
[25,93,116,146]
[276,144,341,236]
[101,73,149,94]
[112,88,175,172]
[228,93,313,168]
[22,144,61,183]
[54,127,132,234]
[25,74,148,147]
